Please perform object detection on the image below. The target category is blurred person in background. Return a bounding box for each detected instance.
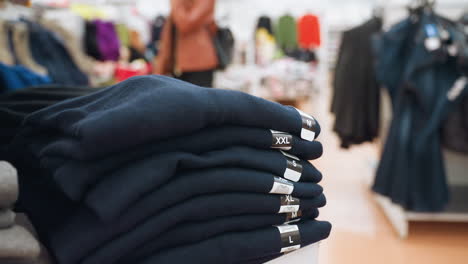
[154,0,218,87]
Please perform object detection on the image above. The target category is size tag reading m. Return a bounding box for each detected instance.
[271,130,293,150]
[285,210,303,224]
[295,108,317,141]
[270,177,294,195]
[281,151,303,182]
[278,195,300,213]
[276,224,301,253]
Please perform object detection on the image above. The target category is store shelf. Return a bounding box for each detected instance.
[374,185,468,239]
[266,243,319,264]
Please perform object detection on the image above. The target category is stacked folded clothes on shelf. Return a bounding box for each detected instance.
[0,161,41,263]
[5,75,331,264]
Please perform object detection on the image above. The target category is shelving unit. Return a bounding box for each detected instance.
[374,149,468,239]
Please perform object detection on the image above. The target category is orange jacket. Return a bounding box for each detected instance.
[154,0,218,75]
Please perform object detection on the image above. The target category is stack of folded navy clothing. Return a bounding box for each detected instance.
[7,75,331,264]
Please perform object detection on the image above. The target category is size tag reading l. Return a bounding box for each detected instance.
[281,151,302,182]
[295,108,317,141]
[270,177,294,195]
[278,195,300,213]
[271,130,293,150]
[276,224,301,253]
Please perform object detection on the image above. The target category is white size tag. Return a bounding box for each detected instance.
[276,224,301,253]
[280,150,299,161]
[278,195,300,213]
[280,150,303,182]
[425,37,441,51]
[295,108,317,141]
[447,77,467,101]
[447,45,458,57]
[270,177,294,195]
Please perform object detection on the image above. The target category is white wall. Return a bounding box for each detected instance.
[136,0,378,41]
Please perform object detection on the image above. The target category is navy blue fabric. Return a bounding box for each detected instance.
[85,147,322,220]
[373,12,468,211]
[119,209,319,263]
[75,193,326,264]
[373,18,419,102]
[0,87,95,101]
[1,77,327,264]
[140,220,331,264]
[0,63,51,92]
[34,126,322,206]
[17,75,320,161]
[24,19,89,85]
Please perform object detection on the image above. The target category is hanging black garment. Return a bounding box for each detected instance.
[256,16,273,35]
[331,17,382,148]
[441,17,468,154]
[373,12,468,212]
[442,94,468,154]
[84,21,101,60]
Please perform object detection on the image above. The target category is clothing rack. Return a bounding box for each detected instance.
[374,90,468,239]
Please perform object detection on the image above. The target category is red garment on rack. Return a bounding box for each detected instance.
[298,14,321,49]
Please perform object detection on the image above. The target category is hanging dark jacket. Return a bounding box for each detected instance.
[332,17,382,148]
[373,13,468,212]
[24,20,89,85]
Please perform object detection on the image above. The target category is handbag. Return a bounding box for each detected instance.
[212,26,235,70]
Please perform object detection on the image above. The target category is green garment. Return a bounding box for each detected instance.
[116,24,130,47]
[275,15,298,53]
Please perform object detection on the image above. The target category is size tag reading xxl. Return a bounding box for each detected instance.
[270,177,294,195]
[295,108,317,141]
[276,224,302,253]
[278,195,300,213]
[271,130,293,150]
[281,151,303,182]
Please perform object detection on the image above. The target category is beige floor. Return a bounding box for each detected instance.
[303,91,468,264]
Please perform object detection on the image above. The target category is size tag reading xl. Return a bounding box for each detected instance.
[278,195,300,213]
[271,130,293,150]
[276,224,302,253]
[295,108,317,141]
[281,150,303,182]
[270,177,294,195]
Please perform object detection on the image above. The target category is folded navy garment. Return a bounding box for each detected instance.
[89,165,323,221]
[35,126,322,203]
[55,145,321,220]
[0,87,95,102]
[119,209,319,263]
[51,193,326,264]
[0,101,67,114]
[140,220,331,264]
[18,75,320,160]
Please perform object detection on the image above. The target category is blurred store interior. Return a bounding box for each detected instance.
[0,0,468,263]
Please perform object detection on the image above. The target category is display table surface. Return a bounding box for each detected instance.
[267,243,319,264]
